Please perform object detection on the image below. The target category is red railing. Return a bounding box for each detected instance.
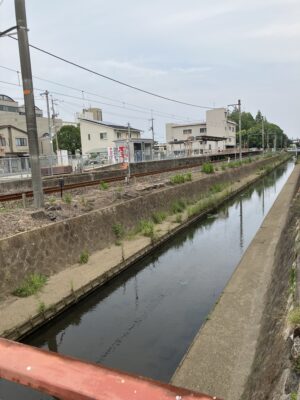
[0,338,220,400]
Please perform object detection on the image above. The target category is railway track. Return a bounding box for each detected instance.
[0,161,208,202]
[0,152,260,203]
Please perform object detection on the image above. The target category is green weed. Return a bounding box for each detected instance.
[79,250,89,264]
[289,307,300,325]
[112,223,125,239]
[38,301,46,314]
[175,214,182,223]
[171,200,186,214]
[138,220,155,238]
[210,183,224,194]
[63,193,72,204]
[13,273,47,297]
[99,181,109,190]
[202,163,214,174]
[152,211,167,224]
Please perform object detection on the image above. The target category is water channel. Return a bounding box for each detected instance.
[0,161,295,399]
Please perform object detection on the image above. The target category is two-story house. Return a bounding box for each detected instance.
[0,125,29,157]
[79,115,152,162]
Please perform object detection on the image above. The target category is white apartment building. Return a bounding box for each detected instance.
[0,94,62,156]
[166,108,236,156]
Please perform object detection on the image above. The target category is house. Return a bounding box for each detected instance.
[0,94,62,156]
[79,113,152,162]
[166,108,236,156]
[0,125,29,157]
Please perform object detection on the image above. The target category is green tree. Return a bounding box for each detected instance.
[53,125,81,155]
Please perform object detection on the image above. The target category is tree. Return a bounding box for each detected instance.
[53,125,81,155]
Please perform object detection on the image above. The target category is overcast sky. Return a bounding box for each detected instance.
[0,0,300,141]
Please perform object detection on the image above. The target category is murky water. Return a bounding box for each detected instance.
[0,161,295,399]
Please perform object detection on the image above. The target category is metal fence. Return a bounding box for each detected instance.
[0,148,255,181]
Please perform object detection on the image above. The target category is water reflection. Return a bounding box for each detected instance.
[0,162,294,400]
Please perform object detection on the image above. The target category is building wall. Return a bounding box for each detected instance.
[166,123,206,143]
[80,119,141,155]
[0,112,62,155]
[0,126,29,155]
[80,119,116,154]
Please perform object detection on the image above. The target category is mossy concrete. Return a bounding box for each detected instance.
[172,164,300,400]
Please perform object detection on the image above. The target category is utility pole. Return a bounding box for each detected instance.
[238,99,242,160]
[262,117,264,152]
[149,115,155,161]
[127,123,131,183]
[15,0,44,207]
[266,120,269,152]
[40,90,53,173]
[51,96,59,154]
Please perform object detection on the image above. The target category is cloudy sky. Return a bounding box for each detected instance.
[0,0,300,141]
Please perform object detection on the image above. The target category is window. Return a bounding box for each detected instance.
[88,134,91,141]
[100,132,107,140]
[200,127,207,133]
[0,137,6,146]
[15,138,27,146]
[183,129,192,135]
[117,132,122,139]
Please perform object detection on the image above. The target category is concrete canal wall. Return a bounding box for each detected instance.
[0,155,284,300]
[172,164,300,399]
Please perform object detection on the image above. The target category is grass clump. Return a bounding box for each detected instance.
[99,181,109,190]
[38,301,46,314]
[170,174,185,184]
[210,183,224,194]
[79,250,89,264]
[221,164,227,171]
[152,211,167,224]
[291,392,297,400]
[13,273,47,297]
[49,196,56,205]
[185,172,192,181]
[170,172,192,185]
[138,220,155,237]
[175,214,182,223]
[171,200,186,214]
[202,163,214,174]
[289,307,300,325]
[290,264,297,298]
[112,223,125,239]
[63,193,72,204]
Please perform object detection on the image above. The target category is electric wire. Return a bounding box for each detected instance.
[0,64,197,121]
[7,35,213,109]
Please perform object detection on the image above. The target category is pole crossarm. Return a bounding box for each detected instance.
[0,25,18,37]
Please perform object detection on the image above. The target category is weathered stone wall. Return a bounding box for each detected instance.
[0,155,284,299]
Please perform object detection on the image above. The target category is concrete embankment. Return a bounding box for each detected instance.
[172,164,300,400]
[0,154,289,341]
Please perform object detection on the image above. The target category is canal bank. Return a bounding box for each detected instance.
[0,155,292,342]
[0,160,296,399]
[172,163,300,400]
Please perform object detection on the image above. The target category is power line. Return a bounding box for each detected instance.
[0,78,195,123]
[0,64,196,121]
[7,35,213,109]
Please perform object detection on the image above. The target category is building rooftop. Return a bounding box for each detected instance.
[0,95,15,103]
[79,117,141,132]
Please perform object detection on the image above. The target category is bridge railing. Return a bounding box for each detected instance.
[0,338,220,400]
